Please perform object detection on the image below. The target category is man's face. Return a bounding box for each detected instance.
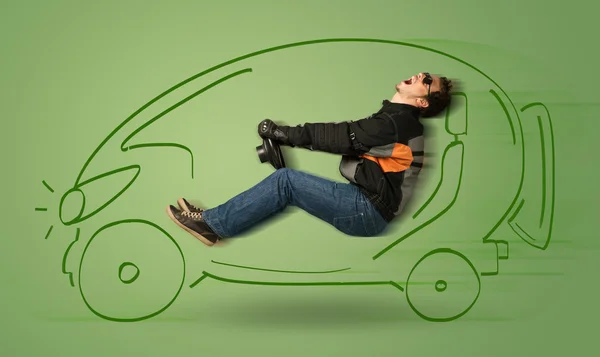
[396,72,443,102]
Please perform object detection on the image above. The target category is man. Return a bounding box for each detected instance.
[166,72,453,246]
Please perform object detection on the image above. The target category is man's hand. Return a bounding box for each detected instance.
[258,119,291,145]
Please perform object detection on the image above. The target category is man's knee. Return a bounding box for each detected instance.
[271,167,294,181]
[270,167,306,192]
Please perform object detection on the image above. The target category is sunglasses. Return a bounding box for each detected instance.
[422,72,433,96]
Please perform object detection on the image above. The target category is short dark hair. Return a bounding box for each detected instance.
[421,76,453,118]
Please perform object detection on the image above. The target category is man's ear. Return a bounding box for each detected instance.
[417,97,429,108]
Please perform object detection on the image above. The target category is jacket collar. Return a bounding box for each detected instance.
[380,99,421,117]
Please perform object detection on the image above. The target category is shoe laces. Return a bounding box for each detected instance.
[181,210,202,220]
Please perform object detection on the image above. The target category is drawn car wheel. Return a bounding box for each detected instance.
[406,248,480,322]
[78,219,185,322]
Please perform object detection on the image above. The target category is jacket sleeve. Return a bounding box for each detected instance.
[281,113,399,156]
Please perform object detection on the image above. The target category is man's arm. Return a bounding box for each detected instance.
[258,114,399,156]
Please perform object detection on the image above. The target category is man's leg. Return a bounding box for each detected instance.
[197,168,387,239]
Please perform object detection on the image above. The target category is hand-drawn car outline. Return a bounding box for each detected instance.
[42,38,555,323]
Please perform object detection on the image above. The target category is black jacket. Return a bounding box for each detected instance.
[280,100,424,222]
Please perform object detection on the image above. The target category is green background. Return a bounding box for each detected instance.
[2,0,597,356]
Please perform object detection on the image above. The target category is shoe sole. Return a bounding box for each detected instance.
[177,198,191,212]
[165,205,215,246]
[177,197,205,213]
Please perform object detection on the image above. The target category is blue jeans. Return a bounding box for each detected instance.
[201,168,388,238]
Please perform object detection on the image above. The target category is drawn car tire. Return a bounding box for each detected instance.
[405,248,481,322]
[78,220,186,322]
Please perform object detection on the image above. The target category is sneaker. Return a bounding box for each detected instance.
[177,198,203,213]
[165,205,220,246]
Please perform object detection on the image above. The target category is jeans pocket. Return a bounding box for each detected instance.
[333,213,367,237]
